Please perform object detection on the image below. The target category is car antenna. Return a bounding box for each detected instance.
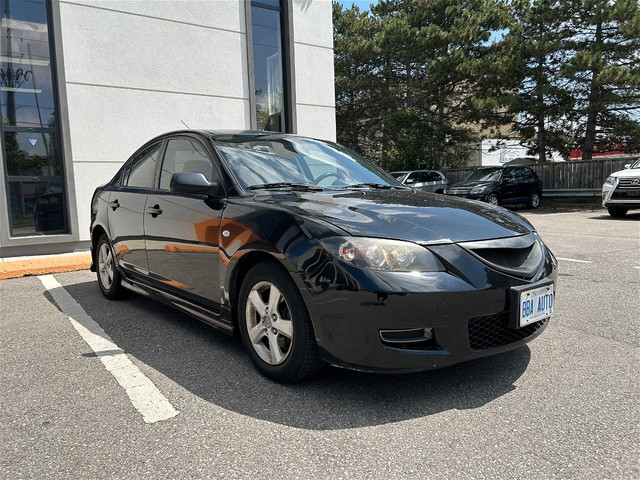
[180,120,191,129]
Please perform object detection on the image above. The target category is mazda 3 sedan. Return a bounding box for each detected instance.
[90,130,557,382]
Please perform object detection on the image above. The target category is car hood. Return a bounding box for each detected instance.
[611,168,640,178]
[448,180,497,189]
[254,189,532,244]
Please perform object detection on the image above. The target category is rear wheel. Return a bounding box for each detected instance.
[486,193,500,206]
[607,206,628,218]
[96,234,125,299]
[529,191,541,209]
[238,261,324,382]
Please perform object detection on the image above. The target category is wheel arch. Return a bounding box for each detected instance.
[486,191,501,203]
[90,224,108,272]
[227,250,302,331]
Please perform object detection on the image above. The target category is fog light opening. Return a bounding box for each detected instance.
[379,327,441,351]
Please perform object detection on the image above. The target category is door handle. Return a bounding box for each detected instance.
[109,200,120,211]
[146,204,163,217]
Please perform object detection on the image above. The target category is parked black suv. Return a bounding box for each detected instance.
[445,165,542,208]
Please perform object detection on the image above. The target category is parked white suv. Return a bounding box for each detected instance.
[602,158,640,217]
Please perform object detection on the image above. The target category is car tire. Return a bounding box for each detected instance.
[486,193,500,206]
[607,206,628,218]
[529,192,541,209]
[96,234,125,299]
[238,261,324,383]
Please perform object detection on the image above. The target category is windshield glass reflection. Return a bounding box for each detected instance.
[214,136,402,190]
[463,168,503,182]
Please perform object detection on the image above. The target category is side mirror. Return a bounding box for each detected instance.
[170,172,222,197]
[502,175,512,182]
[405,178,415,184]
[624,164,631,169]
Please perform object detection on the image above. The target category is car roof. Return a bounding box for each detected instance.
[477,164,528,169]
[150,129,303,142]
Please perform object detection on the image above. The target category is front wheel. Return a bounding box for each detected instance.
[96,234,125,299]
[607,206,628,218]
[238,261,324,382]
[486,193,500,206]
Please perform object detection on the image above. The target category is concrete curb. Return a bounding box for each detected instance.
[0,252,91,280]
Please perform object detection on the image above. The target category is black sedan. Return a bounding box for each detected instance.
[90,131,557,382]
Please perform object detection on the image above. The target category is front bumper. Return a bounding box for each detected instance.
[602,182,640,208]
[301,243,557,373]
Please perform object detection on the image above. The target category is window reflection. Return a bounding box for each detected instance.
[251,1,286,132]
[1,0,66,236]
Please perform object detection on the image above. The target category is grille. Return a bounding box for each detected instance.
[459,233,543,279]
[617,178,640,189]
[612,190,640,199]
[447,187,472,195]
[472,245,534,268]
[468,312,548,351]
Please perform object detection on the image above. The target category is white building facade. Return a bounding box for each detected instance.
[0,0,336,257]
[468,139,564,166]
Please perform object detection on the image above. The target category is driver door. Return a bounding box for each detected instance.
[144,136,226,310]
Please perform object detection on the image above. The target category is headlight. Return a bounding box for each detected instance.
[604,176,618,187]
[470,185,489,194]
[321,237,445,272]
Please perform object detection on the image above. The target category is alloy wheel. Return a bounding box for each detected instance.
[531,192,540,208]
[98,242,115,290]
[245,281,294,365]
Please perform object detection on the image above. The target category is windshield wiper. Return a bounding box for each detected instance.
[247,182,324,191]
[342,183,395,190]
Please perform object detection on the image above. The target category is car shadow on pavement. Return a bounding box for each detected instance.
[56,280,532,431]
[589,211,640,220]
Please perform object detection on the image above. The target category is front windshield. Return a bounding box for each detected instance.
[463,167,503,182]
[213,135,402,190]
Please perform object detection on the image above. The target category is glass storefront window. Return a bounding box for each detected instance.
[1,0,67,236]
[251,1,287,132]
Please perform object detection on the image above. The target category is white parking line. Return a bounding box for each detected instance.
[557,257,593,264]
[39,275,179,424]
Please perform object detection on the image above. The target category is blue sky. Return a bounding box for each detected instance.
[336,0,379,11]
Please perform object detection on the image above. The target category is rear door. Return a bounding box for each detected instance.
[108,142,162,277]
[144,135,225,310]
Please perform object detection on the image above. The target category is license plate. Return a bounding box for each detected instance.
[509,281,555,328]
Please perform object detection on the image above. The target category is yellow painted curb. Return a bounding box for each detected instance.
[0,253,91,280]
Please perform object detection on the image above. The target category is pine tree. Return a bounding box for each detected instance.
[564,0,640,159]
[499,0,575,161]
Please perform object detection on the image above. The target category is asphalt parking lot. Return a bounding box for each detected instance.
[1,207,638,479]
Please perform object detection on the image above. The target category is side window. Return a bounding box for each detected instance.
[426,171,441,182]
[523,167,535,181]
[126,145,161,188]
[408,172,420,183]
[504,167,516,180]
[513,167,527,181]
[159,138,214,190]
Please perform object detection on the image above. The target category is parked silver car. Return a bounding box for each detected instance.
[390,170,449,193]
